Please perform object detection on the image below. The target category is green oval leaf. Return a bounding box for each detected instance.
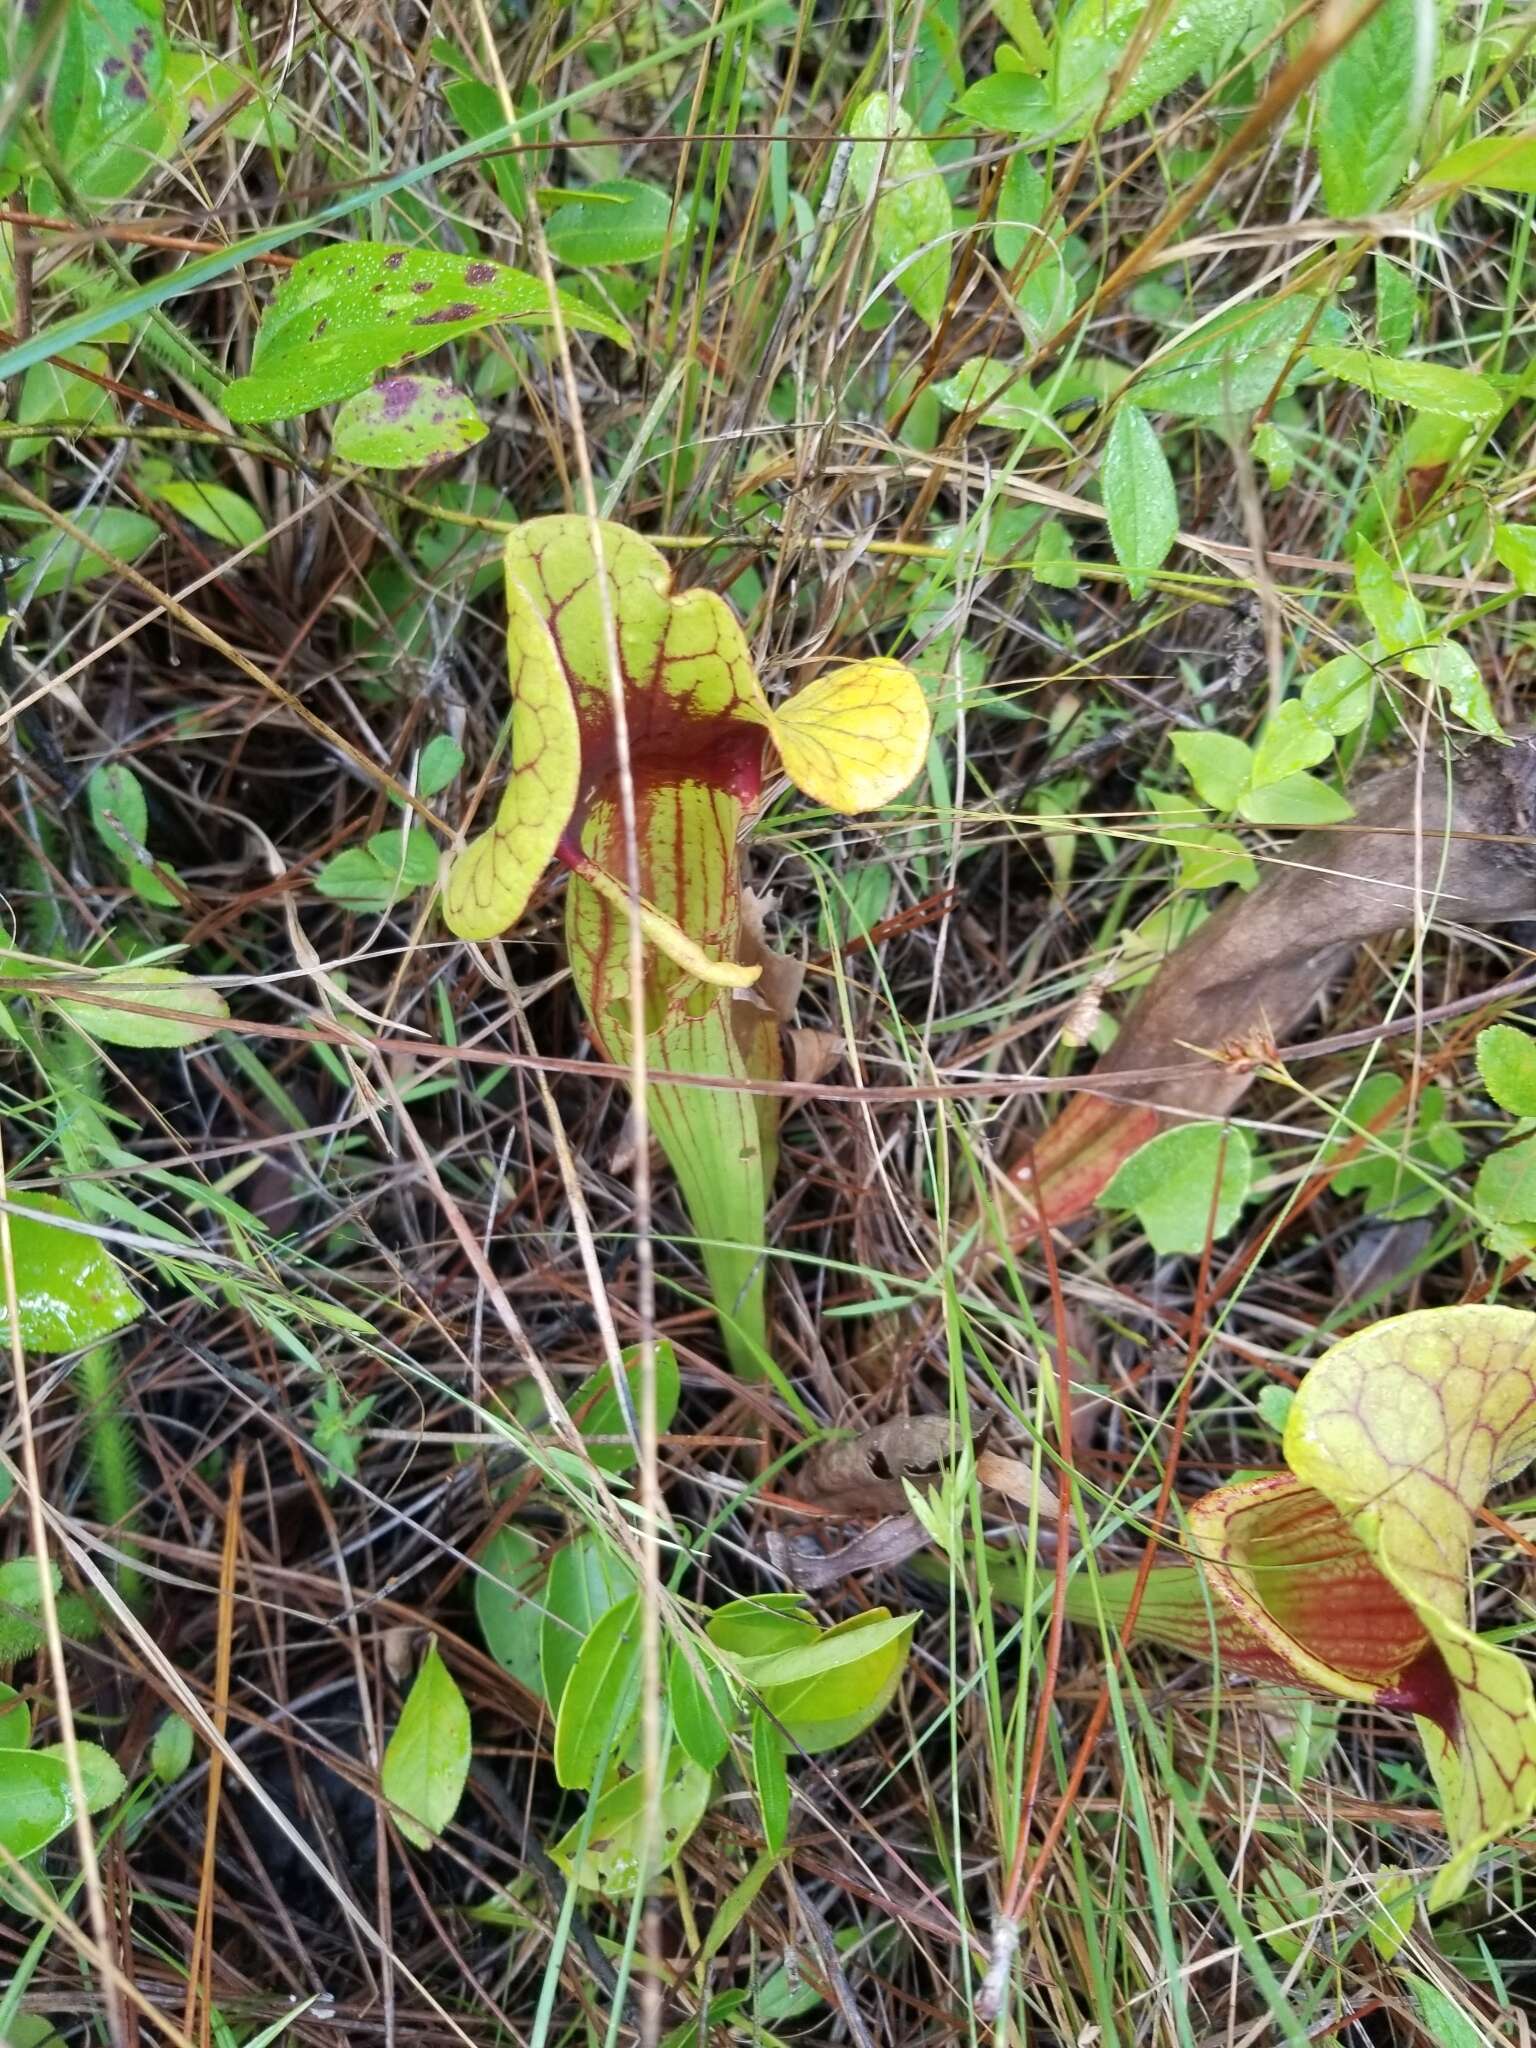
[151,1712,195,1784]
[1099,1123,1254,1254]
[12,508,158,599]
[540,1536,634,1714]
[474,1527,546,1698]
[38,1740,125,1813]
[1310,344,1500,422]
[380,1642,471,1850]
[847,93,953,332]
[53,965,230,1049]
[567,1339,680,1475]
[143,479,269,553]
[669,1641,736,1772]
[550,1758,711,1894]
[224,243,628,422]
[1477,1024,1536,1119]
[544,178,683,266]
[0,1194,140,1354]
[332,375,486,469]
[759,1609,917,1754]
[553,1594,643,1789]
[1102,406,1177,596]
[1054,0,1280,139]
[1316,0,1436,216]
[0,1751,73,1859]
[1474,1132,1536,1225]
[314,829,439,913]
[750,1708,789,1853]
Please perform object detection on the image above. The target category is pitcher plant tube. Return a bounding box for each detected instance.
[442,517,929,1376]
[1070,1306,1536,1906]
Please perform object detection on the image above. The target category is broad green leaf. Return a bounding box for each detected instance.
[544,179,682,266]
[1474,1133,1536,1225]
[39,1741,125,1812]
[1053,0,1281,139]
[1425,131,1536,195]
[669,1642,736,1771]
[1172,729,1251,810]
[381,1642,471,1849]
[416,734,464,799]
[1300,652,1373,736]
[1352,539,1427,656]
[0,1194,140,1353]
[163,49,299,148]
[750,1708,790,1853]
[51,0,186,201]
[550,1758,711,1893]
[150,1713,195,1783]
[758,1609,917,1753]
[931,358,1071,443]
[847,93,953,331]
[1401,640,1501,736]
[53,965,229,1048]
[1248,700,1332,790]
[474,1527,546,1698]
[1316,0,1436,217]
[760,659,931,813]
[1099,1122,1254,1254]
[706,1597,818,1660]
[1136,294,1348,419]
[0,1558,60,1612]
[315,829,439,914]
[567,1340,680,1474]
[1477,1024,1536,1118]
[1102,407,1177,595]
[956,72,1052,134]
[554,1595,642,1789]
[142,479,268,553]
[1494,522,1536,595]
[1284,1306,1536,1905]
[224,243,627,422]
[0,1752,73,1859]
[332,375,486,469]
[540,1536,634,1713]
[730,1608,915,1690]
[1237,772,1352,825]
[9,349,115,462]
[1310,344,1500,422]
[13,508,158,599]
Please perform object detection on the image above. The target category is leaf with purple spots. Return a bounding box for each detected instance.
[332,375,487,470]
[49,0,187,202]
[224,243,629,423]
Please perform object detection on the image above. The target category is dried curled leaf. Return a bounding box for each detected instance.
[1007,736,1536,1237]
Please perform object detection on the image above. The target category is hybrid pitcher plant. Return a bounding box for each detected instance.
[442,517,928,1376]
[1074,1306,1536,1906]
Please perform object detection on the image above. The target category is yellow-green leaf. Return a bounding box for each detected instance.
[332,375,487,470]
[553,1595,642,1789]
[0,1194,141,1354]
[760,658,930,813]
[444,550,581,942]
[381,1642,471,1850]
[1310,344,1501,422]
[550,1758,711,1894]
[1285,1305,1536,1905]
[52,965,230,1049]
